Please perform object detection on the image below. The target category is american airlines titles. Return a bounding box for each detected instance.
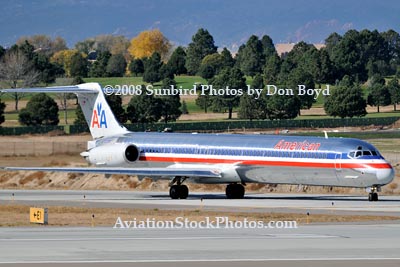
[274,140,321,151]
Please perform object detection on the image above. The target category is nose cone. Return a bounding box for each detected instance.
[376,165,395,185]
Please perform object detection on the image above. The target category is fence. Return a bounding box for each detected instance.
[0,141,87,156]
[0,116,399,136]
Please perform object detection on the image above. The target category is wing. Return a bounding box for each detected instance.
[2,167,222,178]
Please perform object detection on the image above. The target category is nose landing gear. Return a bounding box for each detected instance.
[367,186,380,202]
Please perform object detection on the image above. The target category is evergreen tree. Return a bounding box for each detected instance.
[0,45,5,59]
[367,75,391,113]
[238,35,264,77]
[19,93,59,125]
[195,84,213,113]
[160,78,181,123]
[143,52,162,84]
[74,104,87,125]
[211,67,246,119]
[261,35,276,59]
[33,53,64,84]
[129,58,144,77]
[324,32,342,57]
[198,53,227,80]
[263,53,281,84]
[382,29,400,73]
[185,28,217,75]
[159,64,175,80]
[167,46,187,75]
[126,90,162,123]
[252,73,264,89]
[220,47,235,68]
[240,73,267,120]
[198,64,215,80]
[105,94,127,123]
[387,77,400,111]
[0,100,5,125]
[287,68,316,112]
[180,100,189,114]
[89,51,111,77]
[106,53,127,77]
[324,76,367,118]
[266,94,300,120]
[70,52,88,77]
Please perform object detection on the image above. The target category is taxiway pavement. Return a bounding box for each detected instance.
[0,224,399,266]
[1,189,400,216]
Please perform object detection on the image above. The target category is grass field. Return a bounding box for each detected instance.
[1,204,398,227]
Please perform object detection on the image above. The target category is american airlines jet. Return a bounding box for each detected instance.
[1,83,395,201]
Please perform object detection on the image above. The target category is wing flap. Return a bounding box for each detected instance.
[2,167,222,178]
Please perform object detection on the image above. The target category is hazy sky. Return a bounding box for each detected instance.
[1,0,399,50]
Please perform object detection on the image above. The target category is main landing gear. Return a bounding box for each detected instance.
[225,183,245,199]
[367,186,380,202]
[169,177,189,199]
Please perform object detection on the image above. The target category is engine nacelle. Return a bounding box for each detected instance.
[83,143,140,166]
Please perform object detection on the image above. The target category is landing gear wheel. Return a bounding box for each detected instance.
[180,185,189,199]
[225,184,245,199]
[369,192,378,202]
[169,185,180,199]
[169,185,189,199]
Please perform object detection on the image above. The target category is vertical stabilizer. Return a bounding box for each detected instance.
[75,83,128,139]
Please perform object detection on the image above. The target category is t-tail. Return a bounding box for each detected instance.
[0,83,128,139]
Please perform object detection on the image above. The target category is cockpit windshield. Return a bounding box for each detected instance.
[348,148,379,158]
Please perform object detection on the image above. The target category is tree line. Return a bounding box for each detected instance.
[0,28,400,126]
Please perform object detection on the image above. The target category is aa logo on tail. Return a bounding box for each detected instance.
[91,103,108,128]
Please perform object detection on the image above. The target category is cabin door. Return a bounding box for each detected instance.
[334,153,342,177]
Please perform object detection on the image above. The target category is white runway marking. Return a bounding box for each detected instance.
[1,258,400,264]
[0,233,343,242]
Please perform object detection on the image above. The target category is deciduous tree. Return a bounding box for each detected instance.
[128,29,171,61]
[0,50,39,110]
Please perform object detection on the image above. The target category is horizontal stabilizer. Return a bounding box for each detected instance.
[0,86,98,94]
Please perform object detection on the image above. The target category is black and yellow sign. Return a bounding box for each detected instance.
[29,207,48,224]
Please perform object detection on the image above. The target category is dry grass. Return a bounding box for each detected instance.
[19,171,45,185]
[42,160,70,167]
[0,204,398,227]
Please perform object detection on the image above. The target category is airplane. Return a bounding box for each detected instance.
[0,83,395,201]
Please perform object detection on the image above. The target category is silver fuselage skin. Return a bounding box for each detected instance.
[88,132,394,188]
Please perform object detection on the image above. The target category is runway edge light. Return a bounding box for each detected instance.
[29,207,48,225]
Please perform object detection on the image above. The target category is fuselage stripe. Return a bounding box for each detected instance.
[139,156,392,169]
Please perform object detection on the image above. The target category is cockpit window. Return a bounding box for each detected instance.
[363,151,371,156]
[349,149,380,158]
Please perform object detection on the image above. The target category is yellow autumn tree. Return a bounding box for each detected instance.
[50,49,86,77]
[128,29,171,61]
